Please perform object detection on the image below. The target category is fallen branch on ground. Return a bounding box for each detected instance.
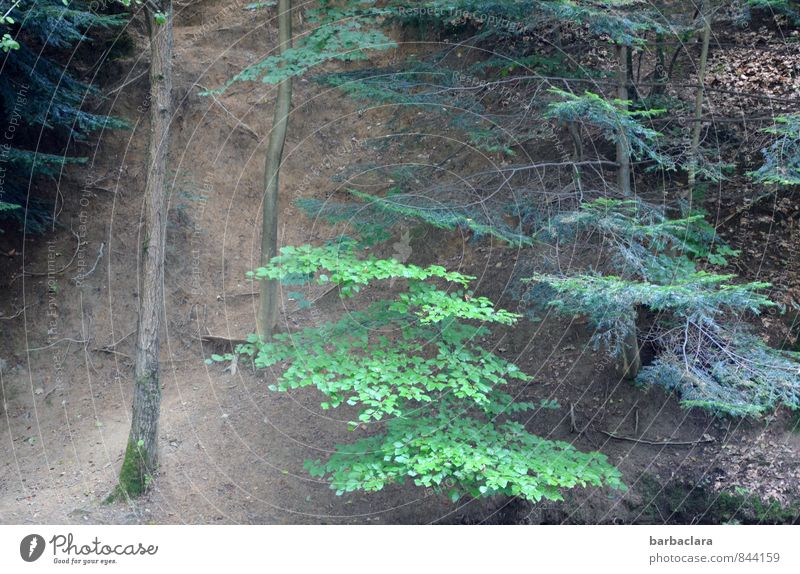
[192,333,250,347]
[595,428,715,446]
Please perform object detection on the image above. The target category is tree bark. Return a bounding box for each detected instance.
[626,45,640,102]
[651,33,667,98]
[686,7,712,209]
[616,44,638,378]
[616,44,631,196]
[620,316,641,381]
[116,2,173,498]
[257,0,293,340]
[568,122,584,199]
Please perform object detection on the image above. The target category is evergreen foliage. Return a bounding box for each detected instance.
[639,331,800,417]
[0,0,127,231]
[529,272,775,351]
[301,2,800,420]
[297,188,534,247]
[749,115,800,187]
[528,200,800,416]
[545,89,674,169]
[743,0,800,25]
[203,0,396,94]
[316,61,536,155]
[543,198,738,275]
[393,0,663,45]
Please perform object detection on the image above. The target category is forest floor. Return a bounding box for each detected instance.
[0,0,798,524]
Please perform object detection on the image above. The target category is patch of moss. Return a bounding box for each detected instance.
[105,439,152,503]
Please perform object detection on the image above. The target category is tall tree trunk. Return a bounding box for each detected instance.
[116,2,173,498]
[620,316,641,381]
[257,0,293,340]
[615,45,639,379]
[569,122,584,199]
[616,44,631,196]
[626,45,639,102]
[686,7,712,209]
[651,33,667,98]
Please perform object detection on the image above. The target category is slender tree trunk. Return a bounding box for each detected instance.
[616,44,631,196]
[615,45,640,378]
[116,2,173,498]
[651,33,667,98]
[686,7,712,208]
[257,0,293,340]
[569,122,584,199]
[553,23,563,52]
[620,316,641,381]
[626,45,639,102]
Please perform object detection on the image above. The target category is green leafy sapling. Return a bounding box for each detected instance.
[209,243,625,502]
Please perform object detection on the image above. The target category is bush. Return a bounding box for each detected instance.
[210,243,626,502]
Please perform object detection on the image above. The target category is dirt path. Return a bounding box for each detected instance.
[0,0,467,524]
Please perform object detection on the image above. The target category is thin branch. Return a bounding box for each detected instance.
[192,333,250,346]
[27,337,89,352]
[596,428,715,446]
[285,284,341,317]
[0,305,28,320]
[197,84,261,140]
[2,0,21,21]
[715,190,778,228]
[22,230,83,277]
[97,329,135,351]
[441,73,800,104]
[92,347,133,361]
[106,70,148,96]
[217,291,259,301]
[72,242,105,284]
[42,386,58,401]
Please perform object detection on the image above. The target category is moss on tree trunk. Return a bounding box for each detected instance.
[113,2,173,499]
[110,439,154,500]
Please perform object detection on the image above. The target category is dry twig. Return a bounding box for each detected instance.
[595,428,714,446]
